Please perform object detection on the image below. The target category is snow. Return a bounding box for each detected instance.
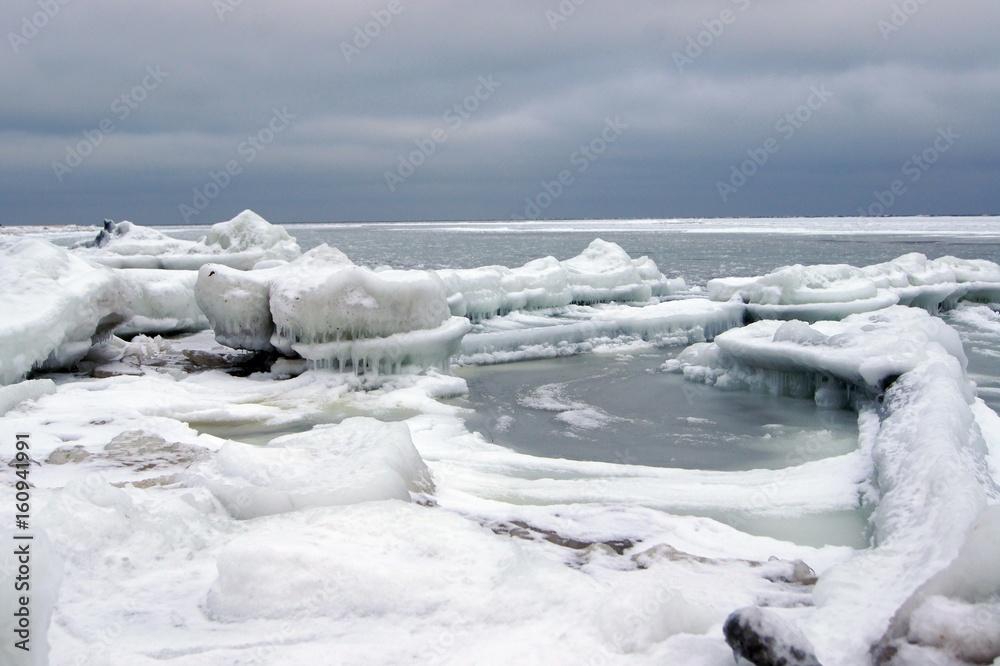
[0,238,128,385]
[71,210,301,270]
[0,378,56,416]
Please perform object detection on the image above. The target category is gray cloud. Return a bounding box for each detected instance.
[2,0,998,225]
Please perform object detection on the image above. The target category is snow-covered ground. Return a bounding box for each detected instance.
[1,214,999,665]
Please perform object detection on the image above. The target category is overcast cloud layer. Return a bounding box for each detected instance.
[2,1,998,225]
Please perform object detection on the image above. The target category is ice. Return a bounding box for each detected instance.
[197,244,471,373]
[670,304,1000,663]
[561,238,656,304]
[708,253,1000,322]
[72,210,301,270]
[0,378,56,416]
[668,306,967,398]
[116,269,208,336]
[194,262,278,351]
[0,238,129,385]
[905,596,1000,663]
[438,240,682,322]
[190,418,433,519]
[460,299,744,365]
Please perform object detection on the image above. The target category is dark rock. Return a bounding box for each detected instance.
[724,606,822,666]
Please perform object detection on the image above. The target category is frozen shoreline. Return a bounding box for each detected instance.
[1,214,999,665]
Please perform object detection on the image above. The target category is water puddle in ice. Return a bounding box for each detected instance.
[453,349,859,472]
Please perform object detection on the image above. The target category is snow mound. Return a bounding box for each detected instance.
[439,240,683,321]
[708,253,1000,322]
[0,238,129,385]
[72,210,301,270]
[196,244,470,374]
[191,417,433,519]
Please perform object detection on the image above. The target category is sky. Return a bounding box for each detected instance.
[2,0,998,226]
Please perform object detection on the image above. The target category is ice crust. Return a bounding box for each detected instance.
[0,238,129,385]
[72,210,301,270]
[709,252,1000,322]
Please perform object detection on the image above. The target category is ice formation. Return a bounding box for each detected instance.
[72,209,301,270]
[197,244,471,373]
[669,305,1000,663]
[0,238,129,385]
[708,252,1000,322]
[116,269,209,335]
[4,218,1000,665]
[439,239,684,321]
[191,417,433,519]
[459,299,744,364]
